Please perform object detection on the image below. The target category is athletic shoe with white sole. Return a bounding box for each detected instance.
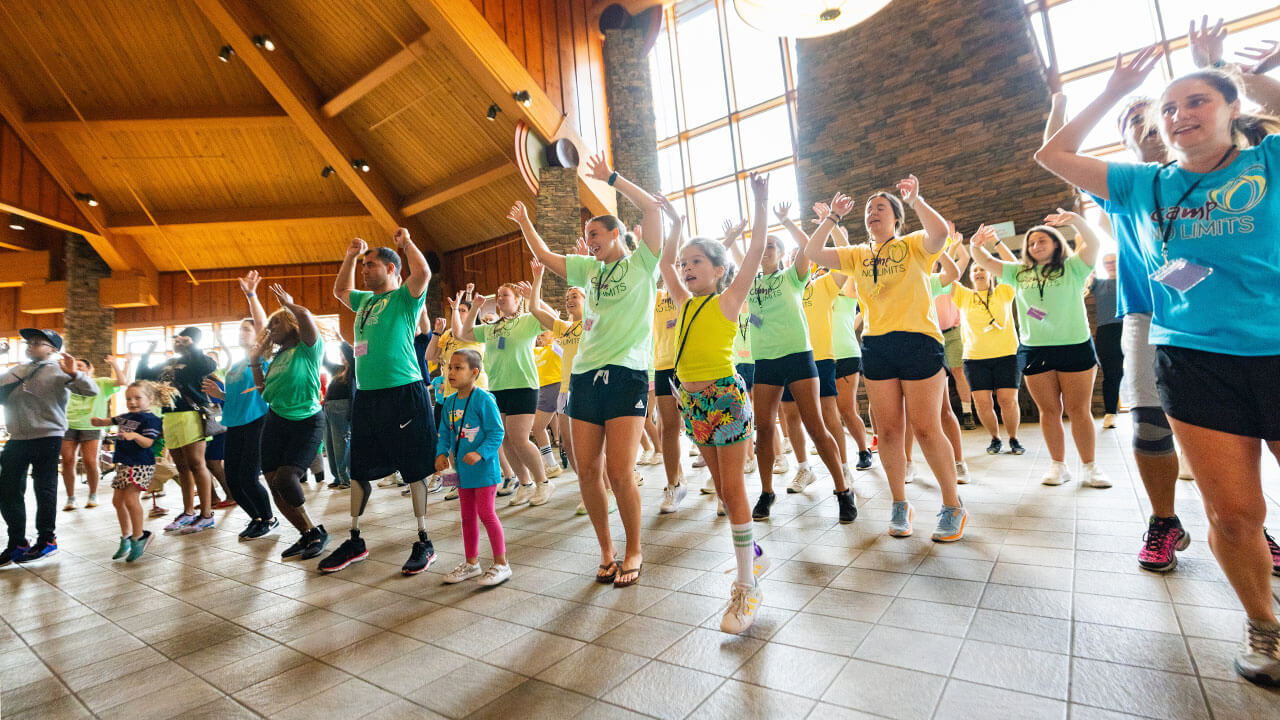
[1041,461,1072,486]
[956,462,972,485]
[531,481,555,506]
[787,466,815,494]
[889,501,913,537]
[773,456,790,475]
[1236,620,1280,687]
[701,474,717,495]
[1084,463,1112,489]
[745,458,757,474]
[720,582,762,634]
[659,483,687,514]
[180,514,215,534]
[509,482,535,507]
[443,561,483,584]
[479,563,512,586]
[401,532,436,575]
[931,504,967,543]
[318,532,368,573]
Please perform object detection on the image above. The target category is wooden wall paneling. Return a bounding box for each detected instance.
[19,148,40,211]
[571,0,593,150]
[486,0,506,41]
[557,0,580,133]
[0,125,20,200]
[524,0,545,90]
[505,0,526,67]
[541,0,563,114]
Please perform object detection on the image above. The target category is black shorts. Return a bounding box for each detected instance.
[260,410,323,473]
[1155,346,1280,441]
[568,365,650,426]
[493,387,538,416]
[862,332,945,382]
[1020,339,1097,377]
[835,356,862,379]
[204,429,226,462]
[736,363,755,392]
[782,358,837,400]
[963,355,1022,391]
[655,367,678,397]
[755,350,819,388]
[350,381,437,483]
[536,384,558,414]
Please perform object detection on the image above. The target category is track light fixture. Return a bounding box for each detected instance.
[218,45,235,62]
[321,165,335,178]
[73,192,99,207]
[8,214,25,231]
[351,159,370,173]
[252,35,275,51]
[513,90,532,107]
[486,103,500,121]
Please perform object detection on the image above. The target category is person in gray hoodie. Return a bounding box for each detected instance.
[0,329,98,564]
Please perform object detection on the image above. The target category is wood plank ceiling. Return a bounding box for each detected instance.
[0,0,564,272]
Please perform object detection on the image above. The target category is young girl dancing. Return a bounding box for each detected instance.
[92,381,166,562]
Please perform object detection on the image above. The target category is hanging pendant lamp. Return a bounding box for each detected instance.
[732,0,894,38]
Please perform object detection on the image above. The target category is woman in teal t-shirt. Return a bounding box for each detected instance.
[457,278,549,509]
[971,211,1107,489]
[251,283,328,562]
[62,358,124,510]
[506,152,662,589]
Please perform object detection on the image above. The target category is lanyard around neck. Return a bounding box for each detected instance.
[1152,144,1235,262]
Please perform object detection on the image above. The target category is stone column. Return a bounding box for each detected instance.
[534,166,582,308]
[603,27,661,229]
[63,233,114,366]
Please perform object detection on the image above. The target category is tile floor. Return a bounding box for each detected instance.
[2,417,1279,719]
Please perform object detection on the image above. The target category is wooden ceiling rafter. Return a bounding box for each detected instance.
[192,0,432,246]
[108,203,370,233]
[322,31,433,118]
[401,157,517,216]
[26,106,293,133]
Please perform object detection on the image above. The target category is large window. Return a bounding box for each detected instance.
[1026,1,1280,158]
[650,0,800,238]
[117,316,343,374]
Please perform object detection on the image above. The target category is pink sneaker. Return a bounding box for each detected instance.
[1266,529,1280,578]
[1138,516,1190,572]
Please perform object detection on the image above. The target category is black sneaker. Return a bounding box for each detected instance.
[752,492,775,521]
[1008,438,1026,455]
[856,450,873,471]
[986,438,1003,455]
[318,532,367,573]
[300,525,329,560]
[16,539,57,563]
[327,480,342,489]
[961,412,976,431]
[245,518,279,540]
[238,519,261,539]
[401,532,436,575]
[496,476,516,497]
[835,490,858,525]
[281,529,311,559]
[0,541,29,567]
[559,446,569,469]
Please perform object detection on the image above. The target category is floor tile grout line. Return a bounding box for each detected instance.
[0,572,97,718]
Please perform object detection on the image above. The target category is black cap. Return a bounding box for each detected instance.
[19,328,63,351]
[178,327,202,343]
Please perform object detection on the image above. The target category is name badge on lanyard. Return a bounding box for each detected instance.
[1026,307,1047,322]
[583,310,598,332]
[1152,258,1212,292]
[353,341,369,357]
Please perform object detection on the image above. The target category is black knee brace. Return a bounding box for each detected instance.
[267,465,307,508]
[1131,406,1175,456]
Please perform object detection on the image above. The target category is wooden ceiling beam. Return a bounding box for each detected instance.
[401,158,516,216]
[405,0,615,216]
[108,203,370,233]
[0,69,157,275]
[26,106,293,133]
[193,0,431,246]
[322,33,433,118]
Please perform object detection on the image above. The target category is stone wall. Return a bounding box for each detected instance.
[603,26,661,228]
[62,233,114,366]
[534,166,583,308]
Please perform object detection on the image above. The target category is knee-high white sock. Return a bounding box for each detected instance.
[731,522,756,586]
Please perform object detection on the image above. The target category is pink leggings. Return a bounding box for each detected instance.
[459,485,505,560]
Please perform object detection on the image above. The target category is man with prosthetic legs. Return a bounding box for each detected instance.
[320,228,439,575]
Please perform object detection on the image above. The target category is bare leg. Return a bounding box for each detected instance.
[789,378,847,491]
[1025,373,1066,462]
[903,372,960,507]
[656,396,683,488]
[753,384,784,494]
[60,441,78,500]
[81,439,101,498]
[865,379,908,501]
[835,374,868,453]
[1058,368,1099,463]
[973,392,1000,439]
[996,388,1021,441]
[604,416,646,578]
[781,401,808,464]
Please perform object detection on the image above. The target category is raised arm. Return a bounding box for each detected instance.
[457,294,485,344]
[426,318,445,365]
[897,175,949,254]
[776,203,815,282]
[333,237,367,309]
[949,236,971,277]
[270,284,320,347]
[526,259,561,329]
[805,193,854,271]
[720,218,748,264]
[654,194,690,307]
[814,201,850,285]
[105,355,127,386]
[994,239,1018,262]
[1035,46,1163,199]
[1043,92,1067,145]
[969,225,1010,277]
[584,153,662,257]
[1043,208,1102,267]
[722,171,769,319]
[249,330,270,392]
[239,270,268,331]
[935,250,961,288]
[392,228,430,298]
[507,201,568,279]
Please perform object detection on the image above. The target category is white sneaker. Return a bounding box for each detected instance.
[753,545,771,577]
[575,500,587,516]
[688,446,699,457]
[479,563,512,586]
[509,482,535,506]
[377,476,398,488]
[1041,461,1072,486]
[63,497,77,511]
[544,464,564,479]
[637,449,653,466]
[745,458,757,475]
[444,486,459,501]
[956,462,971,485]
[783,439,794,455]
[442,561,483,584]
[659,483,687,514]
[649,452,664,467]
[633,471,644,487]
[1084,463,1112,489]
[717,499,726,516]
[692,455,707,469]
[531,481,555,506]
[85,494,98,508]
[720,582,762,634]
[773,456,790,475]
[701,474,717,495]
[787,466,814,494]
[1102,414,1117,429]
[903,462,916,484]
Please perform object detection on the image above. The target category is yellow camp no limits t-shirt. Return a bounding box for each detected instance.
[836,231,944,343]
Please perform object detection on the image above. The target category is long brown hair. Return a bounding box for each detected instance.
[1017,225,1070,284]
[1166,71,1280,147]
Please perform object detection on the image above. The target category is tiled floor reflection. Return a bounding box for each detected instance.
[2,417,1279,718]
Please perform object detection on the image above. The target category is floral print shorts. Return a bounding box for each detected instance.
[678,374,753,447]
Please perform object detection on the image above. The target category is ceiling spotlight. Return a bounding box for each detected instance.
[513,90,532,107]
[321,165,335,178]
[252,35,275,52]
[350,159,370,173]
[218,45,235,62]
[486,103,500,121]
[74,192,99,207]
[8,214,25,231]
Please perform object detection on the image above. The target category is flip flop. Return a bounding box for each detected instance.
[596,560,620,584]
[613,564,642,588]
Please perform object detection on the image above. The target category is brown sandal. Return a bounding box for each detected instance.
[613,564,642,588]
[596,560,620,584]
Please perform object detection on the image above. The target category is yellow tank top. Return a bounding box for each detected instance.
[653,290,680,370]
[674,294,736,383]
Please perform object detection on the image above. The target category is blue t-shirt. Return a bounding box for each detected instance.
[434,388,504,489]
[222,358,269,427]
[1106,135,1280,355]
[112,412,162,466]
[1087,192,1152,317]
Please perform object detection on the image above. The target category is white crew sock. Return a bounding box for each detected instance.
[731,522,755,586]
